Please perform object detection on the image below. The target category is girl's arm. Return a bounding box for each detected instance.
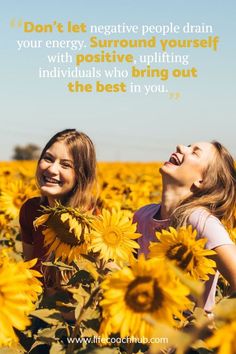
[212,244,236,292]
[22,242,34,261]
[189,210,236,292]
[19,200,34,260]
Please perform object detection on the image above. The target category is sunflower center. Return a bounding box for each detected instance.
[47,215,83,246]
[13,194,27,208]
[166,243,194,270]
[103,227,122,246]
[125,276,163,313]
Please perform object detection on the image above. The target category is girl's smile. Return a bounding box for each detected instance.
[160,142,216,189]
[37,141,77,204]
[42,175,62,186]
[168,152,182,166]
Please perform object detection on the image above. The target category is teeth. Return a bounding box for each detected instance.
[169,157,177,165]
[169,156,180,166]
[44,176,60,184]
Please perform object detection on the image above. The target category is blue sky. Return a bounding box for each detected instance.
[1,0,235,161]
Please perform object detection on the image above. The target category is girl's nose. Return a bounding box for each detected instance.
[47,162,59,175]
[176,144,189,154]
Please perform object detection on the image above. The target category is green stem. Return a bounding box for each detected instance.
[127,341,135,354]
[66,285,100,354]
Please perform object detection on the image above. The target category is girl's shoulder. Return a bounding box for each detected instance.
[189,208,218,225]
[188,208,233,249]
[133,203,160,223]
[20,196,46,223]
[21,196,43,211]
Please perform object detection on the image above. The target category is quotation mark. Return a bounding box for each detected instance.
[169,92,181,100]
[10,18,23,28]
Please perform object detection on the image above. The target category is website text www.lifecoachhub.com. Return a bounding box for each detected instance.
[66,335,169,345]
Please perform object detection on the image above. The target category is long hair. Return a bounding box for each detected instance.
[170,141,236,228]
[36,129,97,211]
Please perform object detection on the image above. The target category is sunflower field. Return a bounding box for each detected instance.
[0,160,236,354]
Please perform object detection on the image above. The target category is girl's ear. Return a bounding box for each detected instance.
[192,179,203,190]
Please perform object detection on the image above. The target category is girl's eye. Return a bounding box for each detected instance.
[43,155,53,162]
[193,151,198,156]
[61,163,73,169]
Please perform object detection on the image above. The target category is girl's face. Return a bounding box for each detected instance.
[37,141,76,202]
[160,142,215,188]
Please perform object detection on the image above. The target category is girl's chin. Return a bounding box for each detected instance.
[163,161,179,168]
[40,186,61,196]
[160,163,177,174]
[39,185,72,199]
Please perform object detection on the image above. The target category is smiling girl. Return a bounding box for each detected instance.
[19,129,97,271]
[134,141,236,311]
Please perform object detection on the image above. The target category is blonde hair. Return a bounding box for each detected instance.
[37,129,97,211]
[170,141,236,228]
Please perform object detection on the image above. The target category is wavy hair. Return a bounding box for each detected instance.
[36,129,97,211]
[170,141,236,228]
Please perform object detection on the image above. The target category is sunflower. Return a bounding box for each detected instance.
[0,213,8,228]
[149,226,216,281]
[0,180,39,219]
[99,254,191,340]
[206,320,236,354]
[18,258,43,302]
[0,212,17,241]
[88,208,140,266]
[0,250,42,347]
[206,298,236,354]
[34,203,94,263]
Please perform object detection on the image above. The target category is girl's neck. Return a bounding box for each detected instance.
[47,196,57,207]
[160,182,190,219]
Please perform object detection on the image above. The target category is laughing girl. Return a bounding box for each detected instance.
[134,141,236,311]
[19,129,97,272]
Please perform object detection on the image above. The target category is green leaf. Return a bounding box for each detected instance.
[80,307,101,323]
[83,318,100,332]
[81,327,98,338]
[192,349,214,354]
[33,327,61,348]
[105,262,121,272]
[214,297,236,321]
[30,308,63,325]
[42,261,74,271]
[0,347,24,354]
[71,285,91,299]
[55,326,70,340]
[29,340,50,352]
[191,307,210,328]
[191,340,213,351]
[79,253,98,263]
[145,315,193,354]
[49,342,65,353]
[41,288,73,309]
[74,298,84,320]
[76,256,99,280]
[168,261,204,299]
[37,326,58,339]
[67,270,94,286]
